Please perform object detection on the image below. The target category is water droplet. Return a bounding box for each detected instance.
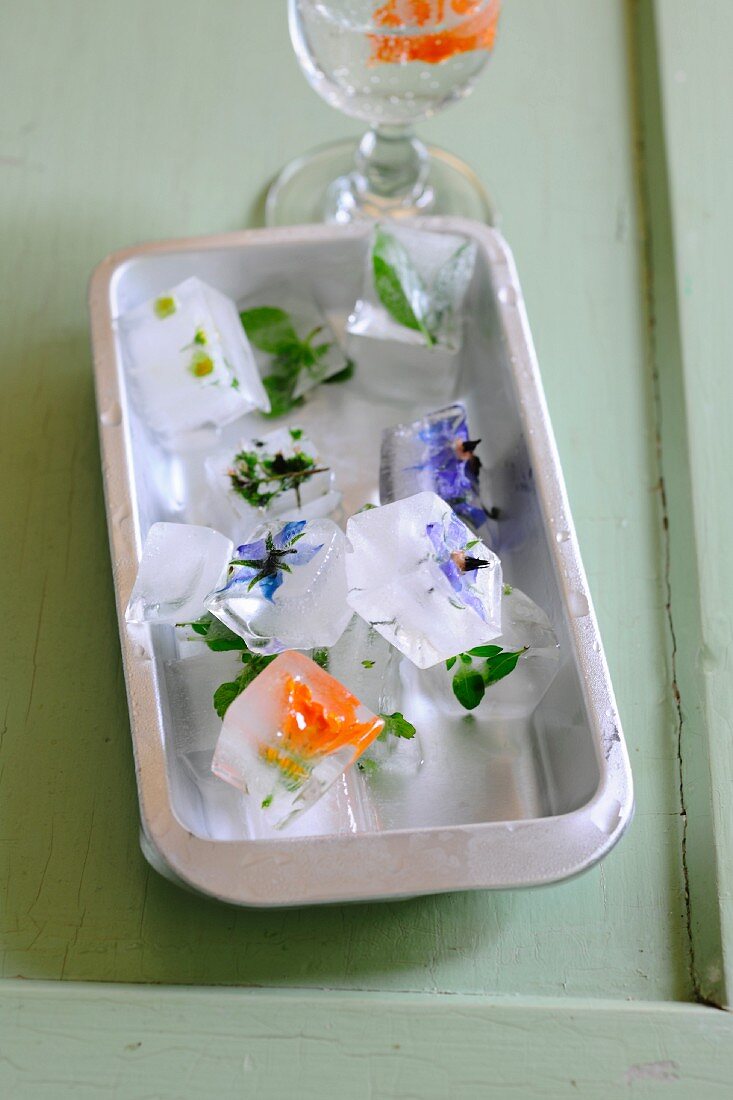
[100,402,121,427]
[620,518,629,529]
[369,75,381,84]
[593,640,601,653]
[568,590,589,617]
[604,706,614,719]
[132,644,149,661]
[420,71,431,81]
[555,529,570,543]
[497,285,518,306]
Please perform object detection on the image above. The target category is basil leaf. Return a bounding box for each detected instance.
[323,359,355,384]
[213,679,244,718]
[483,648,525,688]
[372,228,434,345]
[467,644,503,659]
[261,370,303,419]
[451,667,485,710]
[240,307,300,354]
[426,240,474,335]
[445,655,457,671]
[379,712,416,740]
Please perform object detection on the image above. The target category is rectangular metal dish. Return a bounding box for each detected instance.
[88,219,633,907]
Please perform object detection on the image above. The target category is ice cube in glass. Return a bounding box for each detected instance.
[345,491,502,669]
[204,425,340,540]
[380,403,495,533]
[347,223,477,352]
[125,522,232,625]
[211,651,384,828]
[205,518,352,654]
[118,275,270,442]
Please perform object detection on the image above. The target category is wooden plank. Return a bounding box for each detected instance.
[0,0,690,1001]
[653,0,733,1004]
[1,984,732,1099]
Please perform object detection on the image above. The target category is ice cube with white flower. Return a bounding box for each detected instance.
[211,650,384,829]
[205,518,352,654]
[380,403,496,534]
[204,425,340,540]
[347,223,477,352]
[402,585,561,719]
[125,522,232,625]
[239,286,350,409]
[345,491,502,669]
[118,276,269,442]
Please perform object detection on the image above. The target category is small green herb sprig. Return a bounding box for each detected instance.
[240,306,354,418]
[228,439,328,510]
[372,227,473,348]
[446,645,528,711]
[186,613,277,717]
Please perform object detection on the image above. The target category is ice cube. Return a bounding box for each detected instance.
[125,522,232,625]
[347,223,477,352]
[401,585,561,719]
[118,276,270,442]
[345,491,503,669]
[324,616,423,779]
[238,285,350,407]
[204,425,340,541]
[380,403,496,534]
[205,518,352,654]
[346,336,460,409]
[211,651,384,828]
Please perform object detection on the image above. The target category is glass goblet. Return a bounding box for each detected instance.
[266,0,501,226]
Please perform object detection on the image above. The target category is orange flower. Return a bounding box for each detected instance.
[279,675,383,758]
[369,0,499,66]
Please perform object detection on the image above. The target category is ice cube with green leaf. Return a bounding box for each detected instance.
[347,224,477,352]
[238,287,352,419]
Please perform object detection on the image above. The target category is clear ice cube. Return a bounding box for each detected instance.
[401,585,561,719]
[345,491,503,669]
[204,425,340,541]
[211,651,384,829]
[125,522,232,625]
[380,403,496,534]
[347,223,477,352]
[205,518,352,654]
[118,276,270,442]
[238,285,350,405]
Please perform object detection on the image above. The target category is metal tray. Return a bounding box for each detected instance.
[88,219,633,907]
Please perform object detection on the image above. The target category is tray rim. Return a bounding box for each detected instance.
[88,217,634,907]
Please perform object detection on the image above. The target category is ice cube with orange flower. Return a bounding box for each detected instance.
[211,651,384,827]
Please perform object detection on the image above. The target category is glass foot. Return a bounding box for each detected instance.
[265,137,495,227]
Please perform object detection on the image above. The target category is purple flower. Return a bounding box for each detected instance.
[426,513,493,621]
[218,519,323,603]
[412,406,490,531]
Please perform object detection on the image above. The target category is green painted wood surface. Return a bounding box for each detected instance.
[2,0,733,1092]
[1,985,733,1099]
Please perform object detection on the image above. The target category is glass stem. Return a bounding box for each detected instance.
[354,125,430,202]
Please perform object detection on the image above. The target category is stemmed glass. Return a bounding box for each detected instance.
[266,0,501,226]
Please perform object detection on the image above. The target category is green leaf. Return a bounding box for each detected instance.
[311,647,329,670]
[240,307,300,354]
[467,644,503,659]
[378,712,416,740]
[323,359,355,384]
[445,655,457,671]
[502,584,513,596]
[426,240,474,334]
[372,228,434,345]
[261,370,303,419]
[459,652,472,665]
[357,758,379,777]
[362,659,375,669]
[186,613,247,651]
[213,679,244,718]
[451,667,486,710]
[483,648,526,688]
[289,427,303,440]
[261,794,273,809]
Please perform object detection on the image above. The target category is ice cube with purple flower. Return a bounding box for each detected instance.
[380,403,496,534]
[205,518,352,654]
[345,491,502,669]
